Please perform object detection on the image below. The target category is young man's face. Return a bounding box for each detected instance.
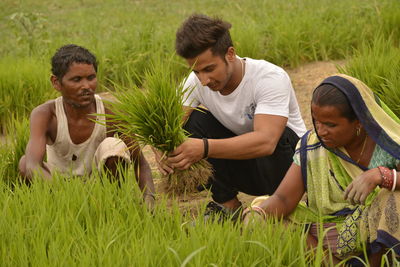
[52,63,97,108]
[186,48,236,95]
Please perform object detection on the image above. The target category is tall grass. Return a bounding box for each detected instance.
[1,0,399,121]
[0,57,55,132]
[0,155,398,265]
[340,36,400,117]
[241,0,399,67]
[0,116,30,185]
[0,173,320,266]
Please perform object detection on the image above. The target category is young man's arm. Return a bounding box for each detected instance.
[151,105,195,175]
[167,113,287,170]
[24,104,53,180]
[168,69,296,171]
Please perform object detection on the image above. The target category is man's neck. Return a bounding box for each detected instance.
[220,58,244,96]
[62,98,96,120]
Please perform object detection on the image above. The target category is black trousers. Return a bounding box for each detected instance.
[183,108,299,204]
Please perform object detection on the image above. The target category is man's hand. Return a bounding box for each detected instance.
[167,138,204,170]
[151,147,174,175]
[143,193,156,211]
[344,168,381,205]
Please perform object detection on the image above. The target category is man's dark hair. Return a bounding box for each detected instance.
[175,14,233,59]
[312,84,357,121]
[51,44,98,80]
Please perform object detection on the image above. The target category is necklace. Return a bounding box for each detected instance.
[356,134,368,164]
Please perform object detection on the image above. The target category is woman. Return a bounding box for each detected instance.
[243,74,400,266]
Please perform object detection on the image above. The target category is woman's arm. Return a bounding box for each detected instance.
[260,163,305,217]
[243,163,305,224]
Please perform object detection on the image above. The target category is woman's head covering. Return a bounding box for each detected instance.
[315,74,400,161]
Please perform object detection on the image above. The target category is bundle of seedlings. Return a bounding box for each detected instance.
[106,60,212,195]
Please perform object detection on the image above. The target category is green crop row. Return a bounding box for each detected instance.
[0,0,399,128]
[1,173,390,266]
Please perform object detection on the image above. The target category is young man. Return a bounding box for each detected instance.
[157,14,306,219]
[19,44,155,205]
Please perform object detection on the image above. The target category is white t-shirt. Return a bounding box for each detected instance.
[183,57,306,137]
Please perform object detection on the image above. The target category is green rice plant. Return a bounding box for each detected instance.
[0,57,55,133]
[0,162,395,265]
[0,174,321,266]
[0,116,30,184]
[378,0,400,45]
[2,0,400,69]
[107,57,211,195]
[8,11,50,56]
[340,36,400,117]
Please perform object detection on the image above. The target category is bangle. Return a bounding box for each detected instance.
[202,138,209,159]
[251,206,267,219]
[392,169,397,192]
[378,166,394,190]
[242,205,267,220]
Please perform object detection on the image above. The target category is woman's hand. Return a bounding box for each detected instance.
[242,208,266,228]
[344,168,381,205]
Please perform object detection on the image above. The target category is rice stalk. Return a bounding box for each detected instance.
[0,116,30,184]
[340,35,400,117]
[106,57,212,194]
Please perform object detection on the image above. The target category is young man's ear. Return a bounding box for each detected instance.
[225,46,236,62]
[50,75,61,92]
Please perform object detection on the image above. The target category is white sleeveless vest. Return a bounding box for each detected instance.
[46,95,106,176]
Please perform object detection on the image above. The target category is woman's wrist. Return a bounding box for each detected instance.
[377,166,395,191]
[242,205,267,221]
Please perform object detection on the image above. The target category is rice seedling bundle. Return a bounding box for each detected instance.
[107,60,212,195]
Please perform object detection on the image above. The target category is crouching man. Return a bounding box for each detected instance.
[19,44,155,205]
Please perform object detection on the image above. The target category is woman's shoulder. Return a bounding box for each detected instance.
[295,131,321,150]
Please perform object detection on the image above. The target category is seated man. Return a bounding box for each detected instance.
[156,14,306,219]
[19,44,155,204]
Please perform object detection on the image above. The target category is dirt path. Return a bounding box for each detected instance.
[144,60,346,212]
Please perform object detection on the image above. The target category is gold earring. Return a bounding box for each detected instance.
[356,127,361,136]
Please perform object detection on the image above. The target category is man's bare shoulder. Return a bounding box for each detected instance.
[29,99,58,144]
[30,99,56,120]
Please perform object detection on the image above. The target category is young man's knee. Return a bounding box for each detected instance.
[184,109,235,139]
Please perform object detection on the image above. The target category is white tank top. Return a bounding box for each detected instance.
[46,95,106,176]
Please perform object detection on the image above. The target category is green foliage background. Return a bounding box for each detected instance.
[0,0,399,265]
[1,0,399,128]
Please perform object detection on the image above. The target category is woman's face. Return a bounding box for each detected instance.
[311,103,360,148]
